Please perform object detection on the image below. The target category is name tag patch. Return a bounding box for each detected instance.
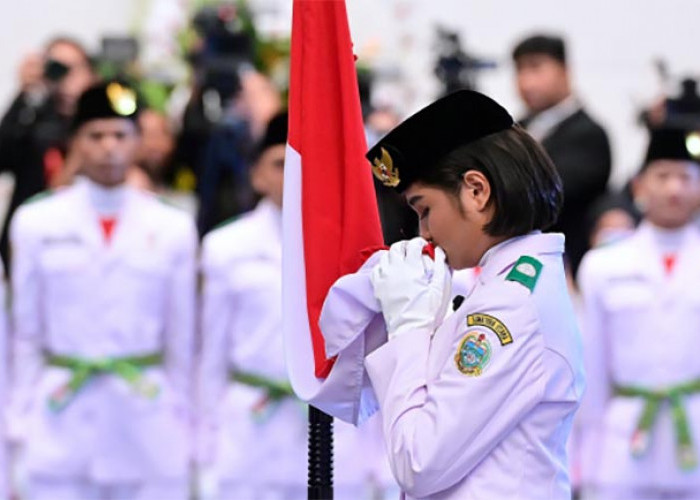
[466,313,513,346]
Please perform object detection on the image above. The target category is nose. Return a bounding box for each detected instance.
[100,134,120,154]
[418,221,432,242]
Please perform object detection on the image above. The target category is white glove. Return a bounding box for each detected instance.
[370,237,452,340]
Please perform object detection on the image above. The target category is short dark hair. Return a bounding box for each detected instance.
[512,34,566,65]
[45,36,93,68]
[417,125,563,238]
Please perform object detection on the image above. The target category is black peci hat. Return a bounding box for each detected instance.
[643,127,700,168]
[366,90,514,192]
[71,80,140,132]
[253,111,288,161]
[260,111,288,150]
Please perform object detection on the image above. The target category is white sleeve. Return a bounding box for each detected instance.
[196,239,232,464]
[365,290,546,498]
[0,263,8,498]
[576,255,610,486]
[7,210,44,440]
[164,219,197,413]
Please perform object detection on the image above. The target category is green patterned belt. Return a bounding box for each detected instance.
[45,351,162,412]
[614,378,700,471]
[230,371,295,402]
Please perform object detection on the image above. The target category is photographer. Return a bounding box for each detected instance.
[176,5,282,235]
[0,36,95,270]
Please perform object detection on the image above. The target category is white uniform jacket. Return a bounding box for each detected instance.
[577,221,700,489]
[0,263,8,499]
[199,199,392,490]
[321,232,584,499]
[8,179,197,482]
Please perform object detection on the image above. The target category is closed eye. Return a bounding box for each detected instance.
[419,207,430,220]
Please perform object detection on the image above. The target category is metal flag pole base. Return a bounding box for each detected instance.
[308,405,333,500]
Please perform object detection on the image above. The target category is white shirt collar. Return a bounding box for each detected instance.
[526,95,581,142]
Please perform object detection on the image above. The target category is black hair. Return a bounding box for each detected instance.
[418,125,563,238]
[512,34,566,65]
[45,36,94,68]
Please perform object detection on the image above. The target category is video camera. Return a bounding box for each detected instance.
[433,27,496,95]
[641,59,700,130]
[190,5,255,102]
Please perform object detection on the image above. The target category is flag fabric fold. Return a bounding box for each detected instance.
[283,0,385,423]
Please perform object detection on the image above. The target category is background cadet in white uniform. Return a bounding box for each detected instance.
[199,112,396,500]
[358,90,584,499]
[578,127,700,500]
[8,81,197,500]
[0,262,7,500]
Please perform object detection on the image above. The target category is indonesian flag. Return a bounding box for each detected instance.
[283,0,384,414]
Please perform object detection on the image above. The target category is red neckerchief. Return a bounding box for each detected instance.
[663,253,677,276]
[99,217,117,244]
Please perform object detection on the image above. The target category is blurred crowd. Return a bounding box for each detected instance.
[0,2,699,500]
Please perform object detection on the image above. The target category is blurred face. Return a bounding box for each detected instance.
[515,54,570,113]
[633,160,700,229]
[405,172,497,270]
[74,118,140,187]
[137,110,175,178]
[251,144,285,207]
[46,42,95,116]
[590,208,635,247]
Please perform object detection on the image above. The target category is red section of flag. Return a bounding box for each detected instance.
[289,0,384,378]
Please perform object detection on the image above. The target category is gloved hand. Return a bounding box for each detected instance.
[370,237,452,340]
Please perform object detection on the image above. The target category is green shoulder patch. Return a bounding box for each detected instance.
[505,255,543,292]
[22,189,54,206]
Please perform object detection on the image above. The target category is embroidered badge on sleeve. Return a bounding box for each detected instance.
[455,333,491,376]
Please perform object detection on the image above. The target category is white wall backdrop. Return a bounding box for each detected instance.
[1,0,699,186]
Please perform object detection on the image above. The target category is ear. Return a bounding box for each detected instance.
[461,170,491,212]
[631,173,647,212]
[250,163,265,195]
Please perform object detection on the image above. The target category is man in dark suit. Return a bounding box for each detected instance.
[513,34,611,277]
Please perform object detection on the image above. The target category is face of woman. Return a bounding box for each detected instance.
[405,173,497,270]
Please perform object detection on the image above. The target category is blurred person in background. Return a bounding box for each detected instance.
[0,262,8,500]
[198,111,397,500]
[585,191,638,249]
[174,5,281,236]
[577,127,700,500]
[7,81,196,500]
[512,34,611,278]
[0,36,96,272]
[127,109,177,192]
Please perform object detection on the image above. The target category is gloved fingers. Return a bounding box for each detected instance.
[371,250,391,284]
[387,239,410,264]
[406,237,428,259]
[430,246,450,288]
[405,237,429,271]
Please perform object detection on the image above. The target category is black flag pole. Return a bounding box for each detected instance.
[308,405,334,500]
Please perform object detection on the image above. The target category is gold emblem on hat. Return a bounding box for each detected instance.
[106,82,137,116]
[372,147,400,187]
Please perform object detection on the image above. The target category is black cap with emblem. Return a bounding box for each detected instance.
[643,127,700,169]
[71,80,140,132]
[253,111,288,161]
[366,90,514,192]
